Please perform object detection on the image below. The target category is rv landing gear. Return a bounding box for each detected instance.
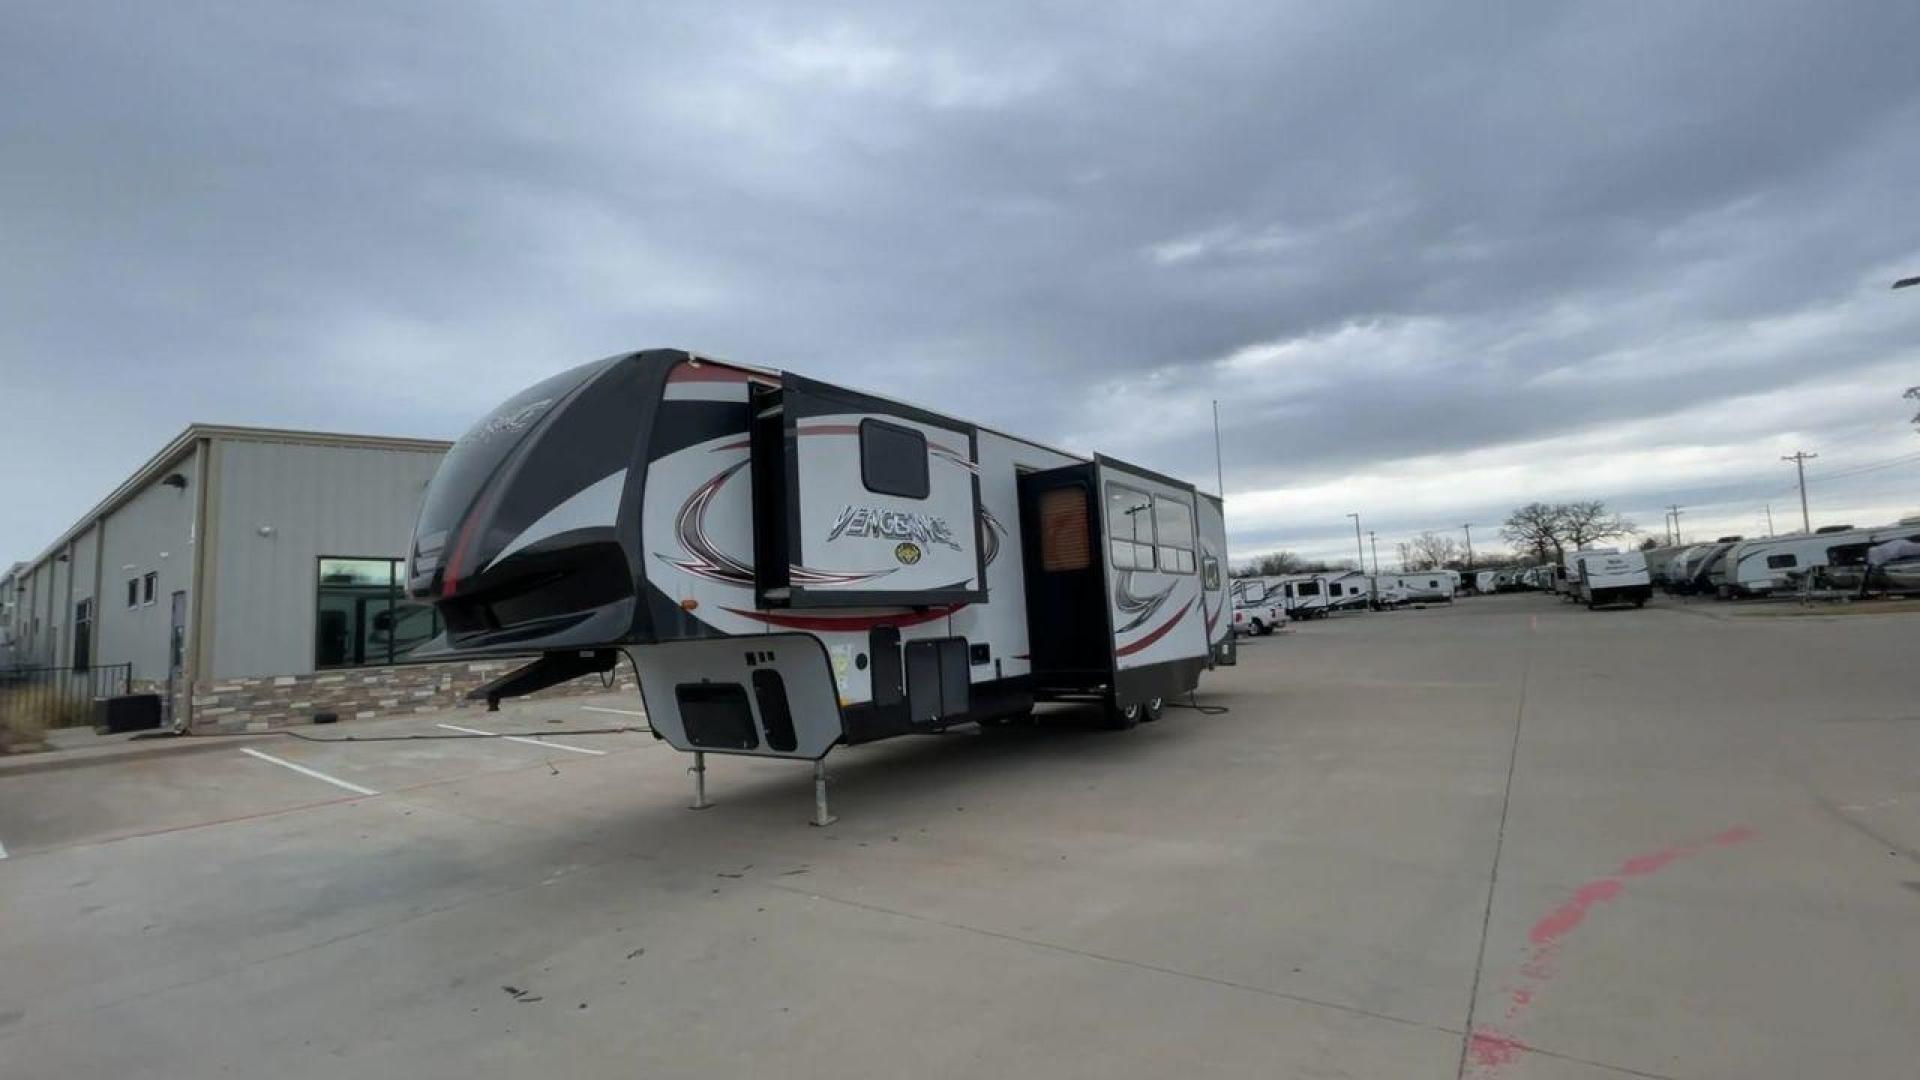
[688,752,713,810]
[811,759,836,828]
[688,752,838,826]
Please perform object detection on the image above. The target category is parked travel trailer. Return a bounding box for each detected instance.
[407,350,1229,822]
[1640,545,1687,587]
[1269,574,1332,619]
[1567,549,1652,608]
[1230,577,1285,636]
[1724,525,1884,598]
[1473,569,1498,594]
[1371,571,1457,608]
[1323,571,1371,611]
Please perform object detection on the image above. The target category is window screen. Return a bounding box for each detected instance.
[1038,487,1091,571]
[1106,484,1154,571]
[1766,553,1797,569]
[859,419,929,499]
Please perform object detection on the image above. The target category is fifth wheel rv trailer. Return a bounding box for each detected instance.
[1724,525,1881,598]
[407,349,1229,823]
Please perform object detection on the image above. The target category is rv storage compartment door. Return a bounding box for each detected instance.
[756,374,988,608]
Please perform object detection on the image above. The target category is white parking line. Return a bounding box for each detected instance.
[239,747,380,796]
[580,705,647,719]
[436,722,606,756]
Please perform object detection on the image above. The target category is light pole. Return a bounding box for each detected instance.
[1781,451,1817,532]
[1461,524,1475,570]
[1346,513,1364,572]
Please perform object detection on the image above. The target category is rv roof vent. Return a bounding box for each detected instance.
[1814,524,1854,534]
[1715,535,1743,543]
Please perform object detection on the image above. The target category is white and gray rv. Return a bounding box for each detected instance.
[406,350,1231,821]
[1724,525,1888,598]
[1565,549,1652,608]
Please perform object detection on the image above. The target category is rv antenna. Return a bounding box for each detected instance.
[1781,451,1817,532]
[1211,399,1225,498]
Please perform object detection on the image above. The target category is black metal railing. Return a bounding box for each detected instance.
[0,663,134,730]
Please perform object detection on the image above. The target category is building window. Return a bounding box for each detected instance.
[1106,483,1155,571]
[142,572,158,605]
[858,419,929,500]
[1766,554,1798,569]
[315,557,444,669]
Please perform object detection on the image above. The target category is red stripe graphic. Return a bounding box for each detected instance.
[1115,598,1195,657]
[667,364,757,384]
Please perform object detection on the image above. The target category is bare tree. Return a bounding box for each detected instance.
[1235,551,1306,577]
[1501,502,1564,562]
[1405,530,1461,570]
[1558,500,1635,548]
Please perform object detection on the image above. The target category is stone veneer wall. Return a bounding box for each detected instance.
[186,658,640,733]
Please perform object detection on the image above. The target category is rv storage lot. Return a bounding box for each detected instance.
[2,595,1916,1079]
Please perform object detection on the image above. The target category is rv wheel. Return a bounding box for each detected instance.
[1142,697,1165,722]
[1103,697,1141,730]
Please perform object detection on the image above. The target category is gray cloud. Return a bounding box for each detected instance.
[4,2,1919,565]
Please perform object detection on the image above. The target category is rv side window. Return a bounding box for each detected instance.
[1203,557,1220,590]
[1766,554,1797,569]
[1106,484,1155,570]
[858,419,929,500]
[1150,495,1197,573]
[1038,487,1092,571]
[1329,583,1343,596]
[1298,581,1320,597]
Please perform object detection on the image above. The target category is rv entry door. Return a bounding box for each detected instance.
[1017,464,1114,690]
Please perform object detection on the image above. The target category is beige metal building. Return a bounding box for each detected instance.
[3,425,462,727]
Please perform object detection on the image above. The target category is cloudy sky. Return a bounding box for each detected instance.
[5,2,1919,568]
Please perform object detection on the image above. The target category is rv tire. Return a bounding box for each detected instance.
[1103,697,1141,730]
[1250,618,1267,636]
[1142,697,1165,723]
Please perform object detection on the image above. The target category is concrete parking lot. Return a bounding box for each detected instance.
[2,594,1915,1079]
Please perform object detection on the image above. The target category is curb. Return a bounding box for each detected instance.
[0,732,277,778]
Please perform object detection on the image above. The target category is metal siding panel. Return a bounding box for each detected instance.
[209,440,445,679]
[96,465,199,682]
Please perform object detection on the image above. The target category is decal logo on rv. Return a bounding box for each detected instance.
[470,398,554,443]
[825,506,963,551]
[894,542,922,565]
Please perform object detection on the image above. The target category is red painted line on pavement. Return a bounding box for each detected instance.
[1467,824,1755,1076]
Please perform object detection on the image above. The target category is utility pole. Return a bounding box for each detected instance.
[1665,504,1683,546]
[1781,451,1817,533]
[1461,524,1475,570]
[1764,504,1775,537]
[1346,513,1364,572]
[1368,531,1380,575]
